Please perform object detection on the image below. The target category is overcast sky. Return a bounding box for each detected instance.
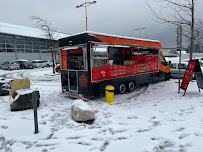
[1,0,203,48]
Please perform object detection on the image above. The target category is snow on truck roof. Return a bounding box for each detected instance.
[67,31,160,43]
[0,22,69,40]
[60,31,162,48]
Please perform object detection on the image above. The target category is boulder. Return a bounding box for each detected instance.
[0,82,9,96]
[10,89,40,111]
[0,78,12,96]
[71,99,95,123]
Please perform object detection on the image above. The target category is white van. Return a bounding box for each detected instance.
[43,60,53,67]
[31,60,44,68]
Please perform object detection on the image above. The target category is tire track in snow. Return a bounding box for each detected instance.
[114,84,149,105]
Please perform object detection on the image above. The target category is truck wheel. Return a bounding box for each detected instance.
[119,83,126,94]
[165,72,171,81]
[128,81,135,92]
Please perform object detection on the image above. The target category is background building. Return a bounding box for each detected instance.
[0,22,69,64]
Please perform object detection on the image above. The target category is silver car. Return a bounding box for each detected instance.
[43,60,53,67]
[170,62,195,79]
[0,62,20,70]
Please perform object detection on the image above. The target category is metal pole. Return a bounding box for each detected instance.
[178,47,182,93]
[177,25,182,93]
[85,1,88,31]
[32,91,39,134]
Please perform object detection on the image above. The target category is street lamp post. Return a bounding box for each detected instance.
[134,27,146,38]
[76,1,97,31]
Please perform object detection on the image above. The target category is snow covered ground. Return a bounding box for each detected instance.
[0,67,203,152]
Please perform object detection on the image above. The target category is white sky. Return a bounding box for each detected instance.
[0,0,203,48]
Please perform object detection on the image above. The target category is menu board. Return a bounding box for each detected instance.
[92,55,158,82]
[180,60,196,90]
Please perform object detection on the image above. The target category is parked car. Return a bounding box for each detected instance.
[27,62,34,69]
[170,62,194,79]
[16,59,33,69]
[43,60,53,67]
[31,60,44,68]
[0,62,20,70]
[55,65,60,72]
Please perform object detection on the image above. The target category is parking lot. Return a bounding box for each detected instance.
[0,67,203,152]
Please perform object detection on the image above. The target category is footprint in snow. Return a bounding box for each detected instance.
[0,125,8,129]
[99,141,109,151]
[126,115,138,119]
[92,137,103,141]
[156,139,175,150]
[179,143,193,148]
[66,136,82,140]
[152,121,160,127]
[137,128,152,133]
[179,133,190,139]
[108,128,115,135]
[46,133,54,140]
[22,141,33,149]
[77,141,92,146]
[175,127,185,132]
[114,129,127,133]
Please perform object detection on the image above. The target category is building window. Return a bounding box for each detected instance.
[25,49,32,53]
[7,49,15,52]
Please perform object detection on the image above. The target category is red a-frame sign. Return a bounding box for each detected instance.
[180,59,203,95]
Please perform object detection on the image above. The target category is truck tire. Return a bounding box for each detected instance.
[128,81,135,92]
[119,83,126,94]
[165,72,171,81]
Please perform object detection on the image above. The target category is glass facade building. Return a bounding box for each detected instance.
[0,33,58,54]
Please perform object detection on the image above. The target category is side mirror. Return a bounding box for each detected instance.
[169,61,171,65]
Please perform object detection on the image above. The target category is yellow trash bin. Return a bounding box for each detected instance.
[105,85,115,103]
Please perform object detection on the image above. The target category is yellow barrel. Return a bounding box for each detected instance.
[105,85,115,103]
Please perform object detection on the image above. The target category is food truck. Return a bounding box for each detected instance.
[59,32,171,100]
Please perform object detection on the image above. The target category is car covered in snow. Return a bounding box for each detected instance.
[0,62,20,70]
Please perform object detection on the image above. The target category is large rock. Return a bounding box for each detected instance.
[0,82,9,96]
[10,89,40,111]
[71,99,95,123]
[0,77,11,96]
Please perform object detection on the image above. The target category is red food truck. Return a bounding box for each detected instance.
[59,32,171,100]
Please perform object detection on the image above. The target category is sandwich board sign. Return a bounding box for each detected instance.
[180,59,203,95]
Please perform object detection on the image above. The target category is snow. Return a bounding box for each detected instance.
[11,89,37,103]
[0,66,203,152]
[72,99,93,111]
[63,31,160,43]
[0,22,69,40]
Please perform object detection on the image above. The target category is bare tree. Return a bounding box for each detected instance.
[148,0,198,60]
[30,16,57,74]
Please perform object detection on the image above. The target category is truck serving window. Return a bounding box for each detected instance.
[93,47,108,67]
[62,47,85,70]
